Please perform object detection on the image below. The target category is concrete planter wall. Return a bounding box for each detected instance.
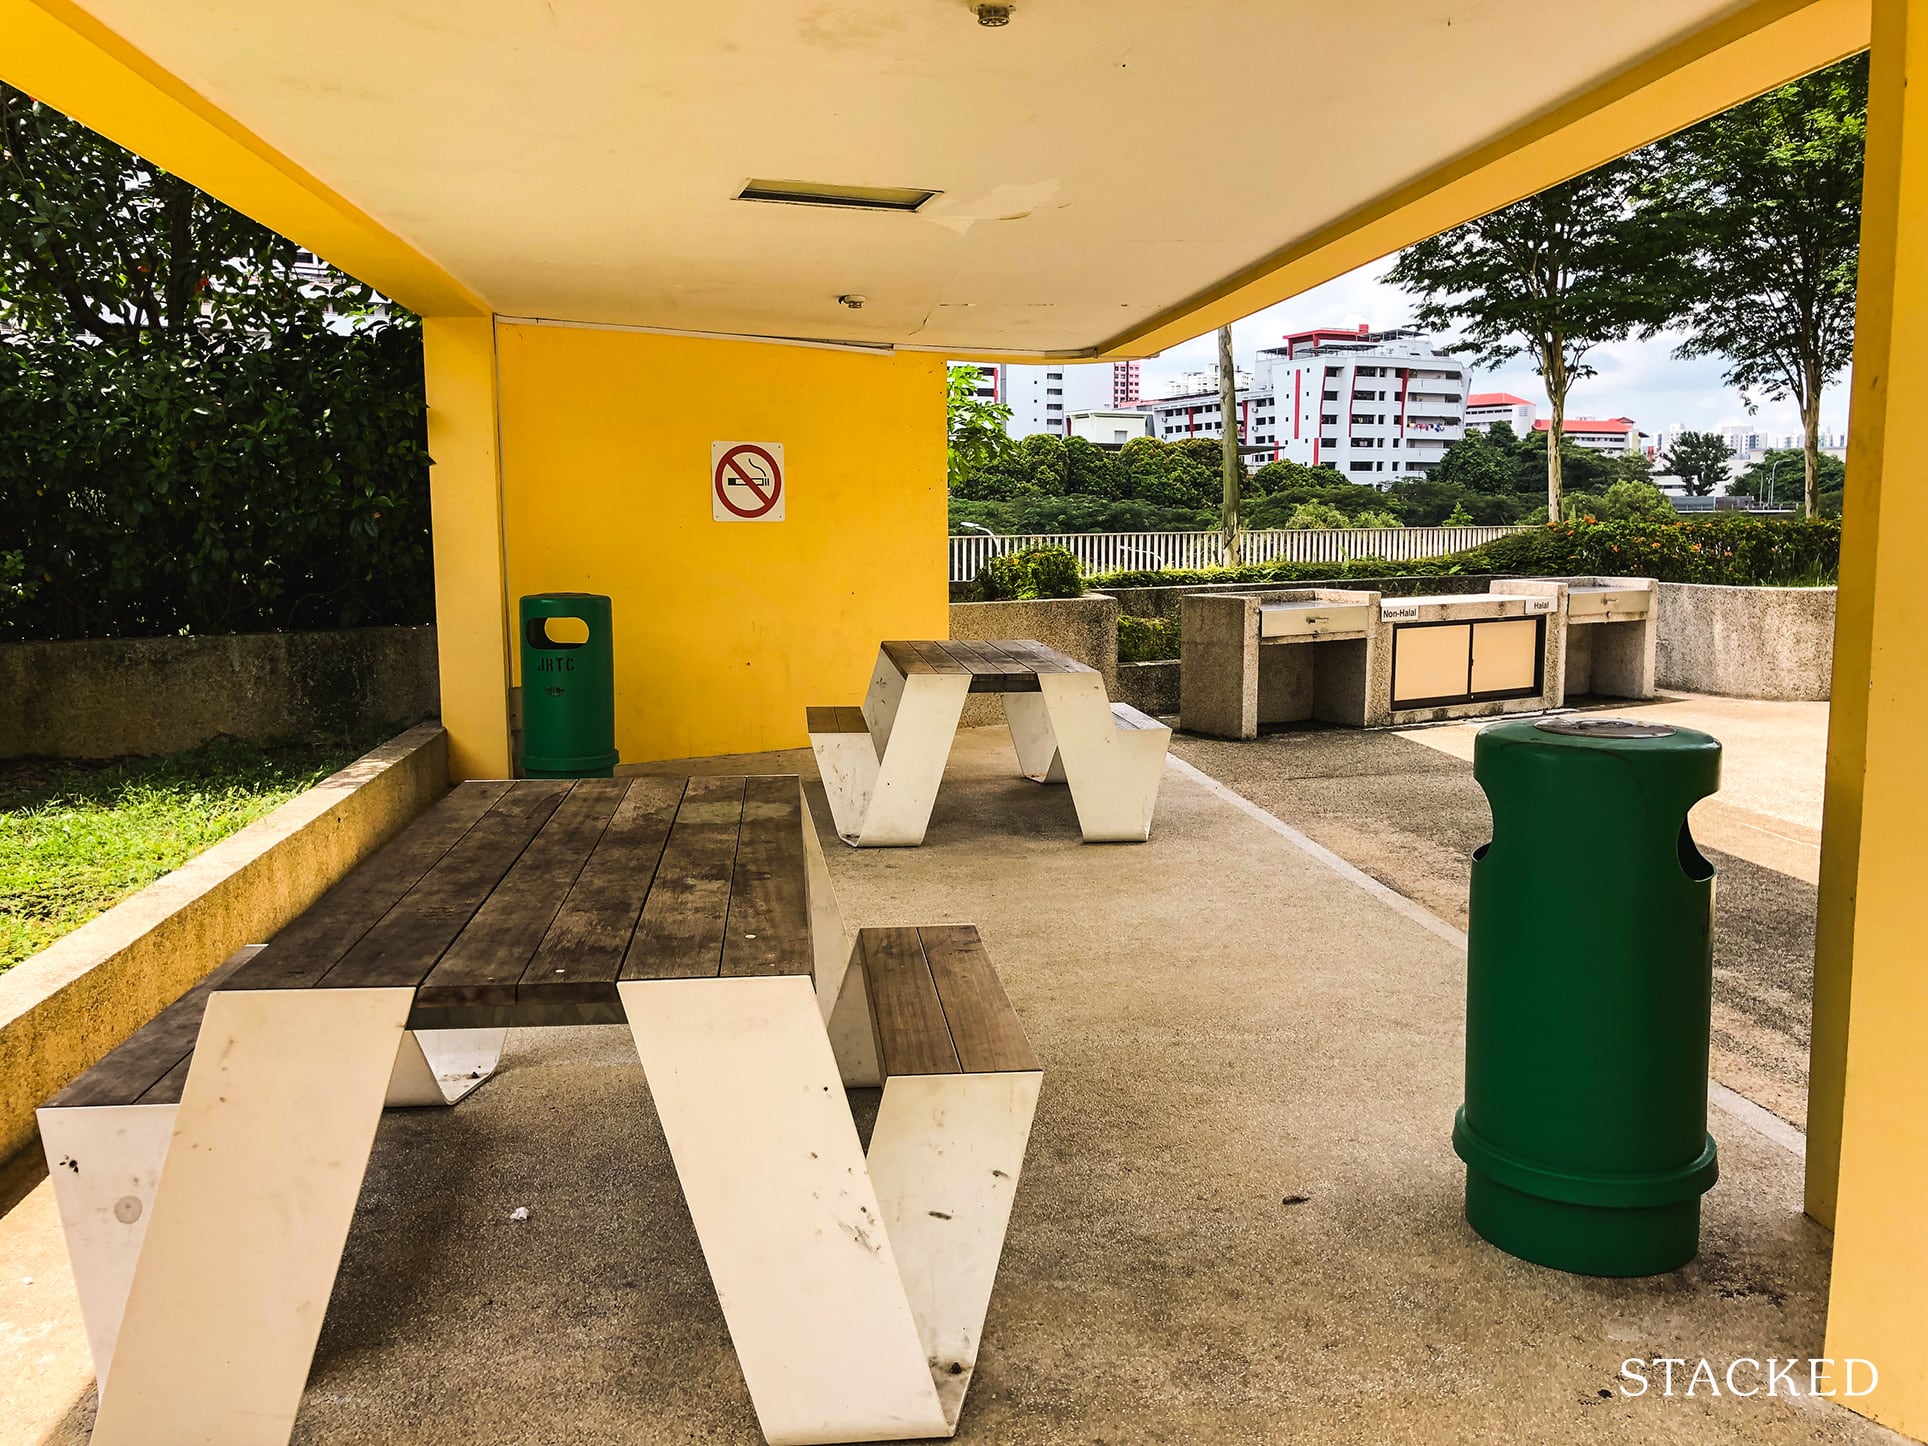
[1116,659,1180,716]
[0,725,446,1165]
[1655,583,1835,701]
[0,625,439,760]
[948,594,1118,726]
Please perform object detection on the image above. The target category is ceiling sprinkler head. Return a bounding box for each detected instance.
[837,294,867,310]
[976,4,1012,26]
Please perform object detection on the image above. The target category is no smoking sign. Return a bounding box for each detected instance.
[712,441,785,522]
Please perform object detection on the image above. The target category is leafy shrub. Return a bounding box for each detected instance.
[0,325,432,641]
[973,545,1086,601]
[1086,516,1840,590]
[1118,614,1180,663]
[1459,515,1840,585]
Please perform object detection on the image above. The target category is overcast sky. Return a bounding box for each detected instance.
[1135,257,1852,446]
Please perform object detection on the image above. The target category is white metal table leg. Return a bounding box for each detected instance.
[621,976,948,1446]
[1039,672,1170,842]
[854,670,969,848]
[383,1027,509,1106]
[87,986,414,1446]
[1003,692,1066,783]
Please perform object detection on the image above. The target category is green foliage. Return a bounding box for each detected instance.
[972,545,1085,601]
[1117,614,1180,664]
[950,496,1213,534]
[1600,479,1677,521]
[1387,155,1679,517]
[1460,514,1839,585]
[1353,509,1403,529]
[946,366,1014,487]
[1281,500,1349,530]
[1561,491,1607,521]
[0,83,432,641]
[1086,515,1839,590]
[1730,448,1844,511]
[1657,430,1735,497]
[1642,56,1865,514]
[0,734,377,971]
[0,327,432,639]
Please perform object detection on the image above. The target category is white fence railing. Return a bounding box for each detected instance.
[948,525,1531,583]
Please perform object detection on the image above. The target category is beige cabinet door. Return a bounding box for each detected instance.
[1391,623,1471,707]
[1470,618,1539,695]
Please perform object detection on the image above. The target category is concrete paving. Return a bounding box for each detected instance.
[1168,692,1824,1130]
[2,725,1894,1445]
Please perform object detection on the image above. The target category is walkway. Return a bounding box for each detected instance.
[1,724,1881,1445]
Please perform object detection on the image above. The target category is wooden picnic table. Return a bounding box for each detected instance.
[41,775,1040,1446]
[808,638,1172,847]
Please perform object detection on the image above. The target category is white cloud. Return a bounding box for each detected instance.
[1136,257,1851,444]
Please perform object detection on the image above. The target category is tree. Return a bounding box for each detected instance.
[1642,56,1865,516]
[1387,157,1677,523]
[1282,500,1348,530]
[1217,325,1241,563]
[1657,430,1734,496]
[1433,427,1518,496]
[1601,479,1677,521]
[946,365,1013,485]
[1730,447,1844,508]
[0,84,431,641]
[1,83,379,349]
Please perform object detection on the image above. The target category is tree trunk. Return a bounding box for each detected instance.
[1801,369,1823,517]
[1545,388,1566,524]
[1218,325,1241,565]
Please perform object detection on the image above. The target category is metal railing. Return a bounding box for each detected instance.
[948,525,1531,582]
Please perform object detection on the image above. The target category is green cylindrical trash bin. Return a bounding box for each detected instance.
[519,593,618,779]
[1453,716,1721,1276]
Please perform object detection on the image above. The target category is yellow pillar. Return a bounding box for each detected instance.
[422,317,513,780]
[1815,0,1928,1433]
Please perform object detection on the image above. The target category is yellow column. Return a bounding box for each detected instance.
[422,317,513,780]
[1815,0,1928,1433]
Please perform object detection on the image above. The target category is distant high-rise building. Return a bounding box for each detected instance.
[949,361,1145,438]
[1130,324,1470,488]
[1465,392,1538,434]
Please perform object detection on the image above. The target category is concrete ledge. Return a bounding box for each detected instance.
[1117,659,1180,716]
[1655,583,1835,701]
[0,723,449,1163]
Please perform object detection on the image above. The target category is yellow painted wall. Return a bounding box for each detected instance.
[495,324,948,764]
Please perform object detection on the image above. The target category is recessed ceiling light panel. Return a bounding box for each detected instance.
[736,180,940,213]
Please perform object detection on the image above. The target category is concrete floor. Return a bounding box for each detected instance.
[1170,693,1825,1129]
[2,723,1896,1445]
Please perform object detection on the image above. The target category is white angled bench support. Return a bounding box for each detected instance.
[1035,675,1171,842]
[810,640,1170,845]
[629,925,1041,1444]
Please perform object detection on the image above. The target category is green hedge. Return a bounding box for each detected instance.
[1087,516,1841,591]
[971,545,1085,601]
[1118,614,1180,663]
[0,324,432,642]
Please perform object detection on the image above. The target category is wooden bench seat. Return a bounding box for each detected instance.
[854,925,1040,1078]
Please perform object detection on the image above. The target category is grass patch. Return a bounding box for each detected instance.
[0,734,383,974]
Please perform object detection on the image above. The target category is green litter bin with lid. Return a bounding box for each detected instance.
[1453,716,1722,1276]
[519,593,618,779]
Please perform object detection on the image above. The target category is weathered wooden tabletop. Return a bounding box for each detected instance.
[880,638,1095,693]
[221,775,813,1027]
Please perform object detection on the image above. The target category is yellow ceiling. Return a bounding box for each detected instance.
[49,0,1826,352]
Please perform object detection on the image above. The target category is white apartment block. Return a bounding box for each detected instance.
[1067,409,1154,445]
[1532,417,1647,455]
[1465,392,1538,433]
[1131,325,1471,488]
[953,360,1142,438]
